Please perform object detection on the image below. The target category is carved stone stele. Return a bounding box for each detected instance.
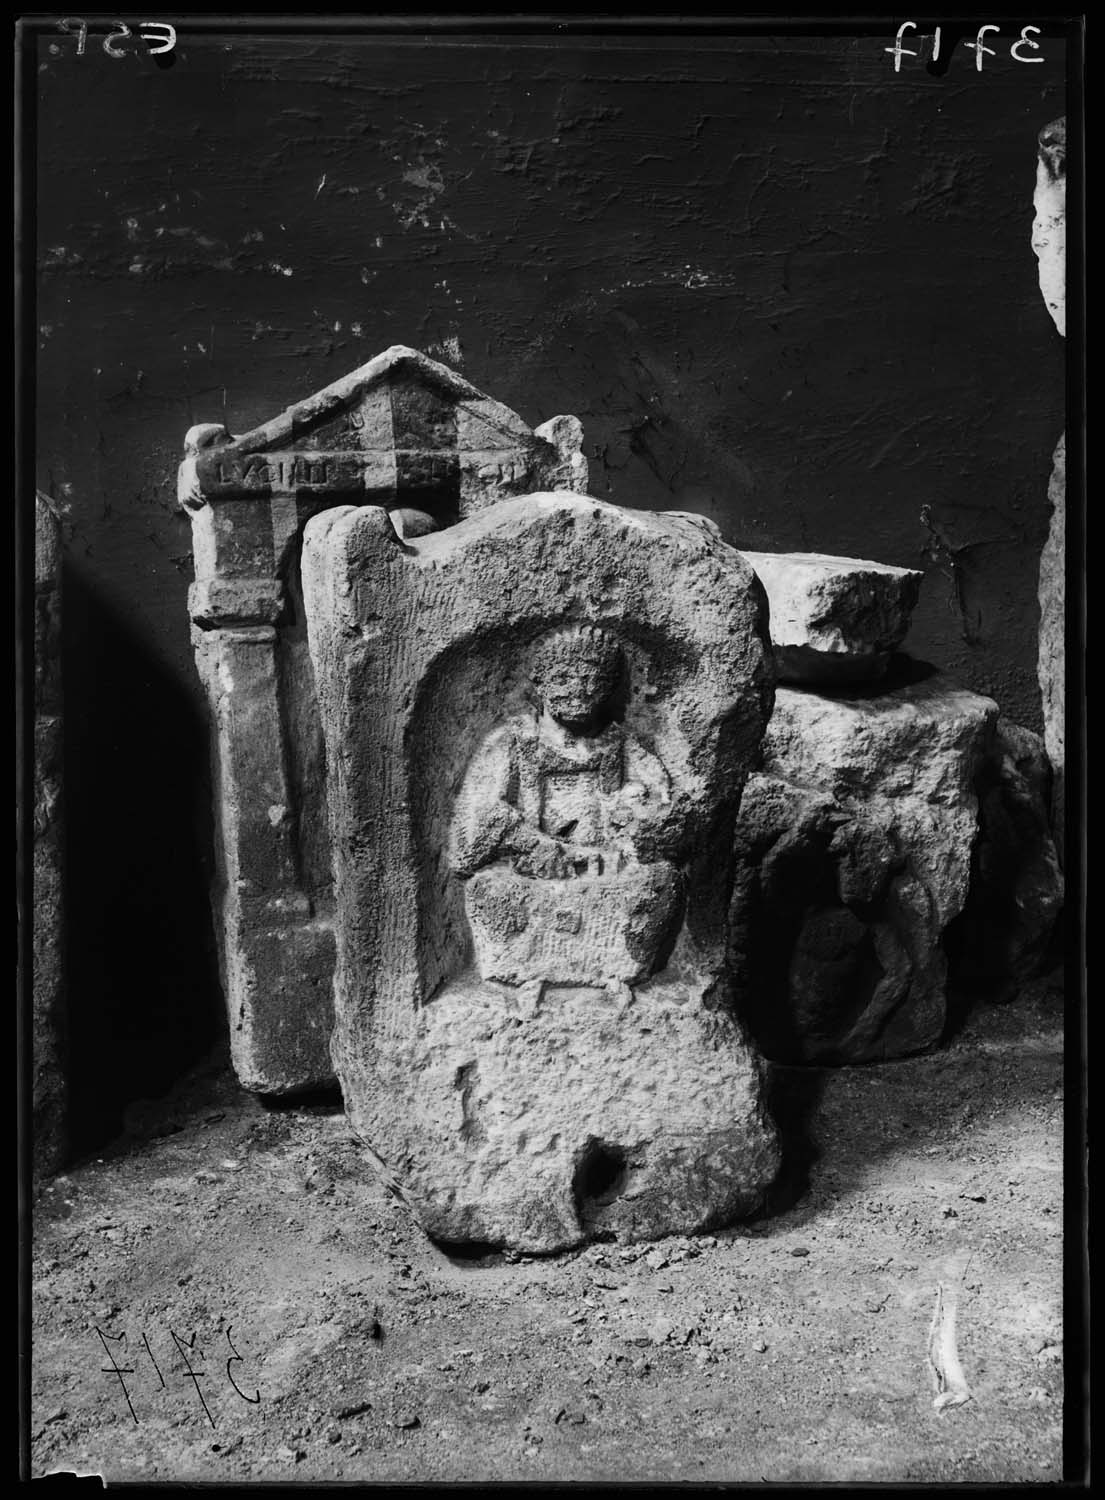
[179,347,589,1093]
[302,494,779,1251]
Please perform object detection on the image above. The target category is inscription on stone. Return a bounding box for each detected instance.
[215,455,332,488]
[396,452,460,489]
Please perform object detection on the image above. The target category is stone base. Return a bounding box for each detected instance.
[345,974,780,1253]
[228,916,336,1094]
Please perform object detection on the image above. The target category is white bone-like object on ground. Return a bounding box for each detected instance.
[928,1281,972,1412]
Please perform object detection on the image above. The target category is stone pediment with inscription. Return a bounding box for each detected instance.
[180,344,586,517]
[177,346,588,1094]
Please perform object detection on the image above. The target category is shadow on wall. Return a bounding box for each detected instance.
[61,564,225,1160]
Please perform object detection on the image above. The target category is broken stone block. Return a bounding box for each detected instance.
[738,551,922,685]
[302,491,779,1251]
[730,664,998,1064]
[34,493,66,1174]
[534,414,589,494]
[947,718,1063,995]
[180,346,588,1093]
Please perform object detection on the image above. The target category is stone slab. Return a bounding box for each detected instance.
[739,550,922,685]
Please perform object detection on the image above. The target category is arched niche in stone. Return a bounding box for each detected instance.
[303,492,780,1252]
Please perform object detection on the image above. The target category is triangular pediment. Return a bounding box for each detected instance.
[181,343,587,513]
[221,345,541,458]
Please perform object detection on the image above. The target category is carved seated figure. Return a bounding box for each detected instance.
[450,625,684,1009]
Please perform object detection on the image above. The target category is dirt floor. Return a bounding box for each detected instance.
[29,976,1071,1484]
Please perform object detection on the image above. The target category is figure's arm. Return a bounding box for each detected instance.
[450,728,520,877]
[607,738,683,861]
[450,727,575,879]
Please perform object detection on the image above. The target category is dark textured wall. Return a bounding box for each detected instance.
[32,26,1066,1150]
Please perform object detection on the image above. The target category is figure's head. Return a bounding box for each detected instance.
[531,625,625,730]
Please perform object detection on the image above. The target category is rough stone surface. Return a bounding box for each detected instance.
[33,494,66,1175]
[1037,434,1065,863]
[371,983,780,1253]
[948,718,1063,996]
[739,551,922,685]
[730,665,998,1065]
[1031,118,1067,864]
[303,492,778,1249]
[1032,117,1066,339]
[1033,118,1065,864]
[180,348,588,1093]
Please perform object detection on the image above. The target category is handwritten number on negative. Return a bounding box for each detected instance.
[141,1330,167,1388]
[888,22,1047,71]
[53,20,177,57]
[225,1326,262,1405]
[170,1328,216,1428]
[95,1326,139,1424]
[55,18,87,53]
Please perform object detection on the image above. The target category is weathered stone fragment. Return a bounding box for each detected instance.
[33,493,66,1174]
[739,551,922,685]
[1032,117,1065,863]
[1032,117,1066,338]
[303,493,779,1250]
[948,718,1063,995]
[730,665,997,1064]
[180,347,588,1093]
[1037,435,1065,863]
[534,414,589,494]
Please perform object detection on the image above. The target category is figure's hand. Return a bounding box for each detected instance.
[513,839,575,880]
